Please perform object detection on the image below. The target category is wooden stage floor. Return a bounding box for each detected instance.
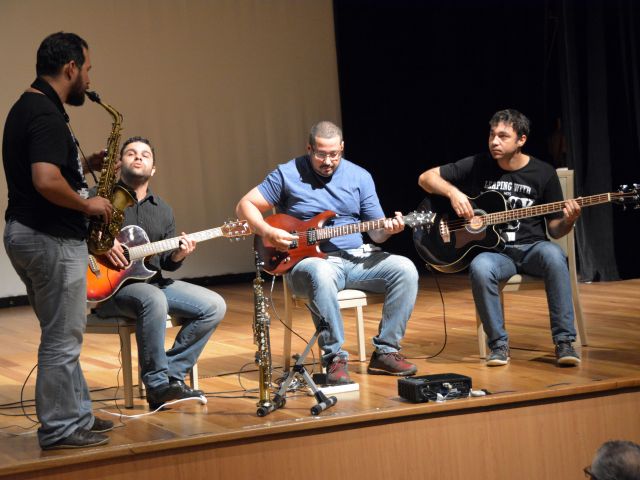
[0,274,639,479]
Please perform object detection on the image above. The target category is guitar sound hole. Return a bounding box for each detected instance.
[465,210,486,233]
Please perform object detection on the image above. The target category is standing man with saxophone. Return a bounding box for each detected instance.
[3,32,114,450]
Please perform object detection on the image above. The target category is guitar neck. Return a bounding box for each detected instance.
[128,228,223,261]
[315,217,401,241]
[484,193,617,225]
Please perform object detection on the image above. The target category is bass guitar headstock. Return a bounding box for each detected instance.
[614,184,640,210]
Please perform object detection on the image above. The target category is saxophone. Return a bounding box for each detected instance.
[253,253,274,417]
[85,91,135,255]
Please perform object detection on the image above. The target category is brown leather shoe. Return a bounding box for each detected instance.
[326,357,351,384]
[367,351,417,376]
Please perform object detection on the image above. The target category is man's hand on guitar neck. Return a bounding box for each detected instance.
[170,232,197,262]
[369,211,405,243]
[548,198,581,239]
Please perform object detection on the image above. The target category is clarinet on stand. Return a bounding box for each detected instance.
[253,251,275,417]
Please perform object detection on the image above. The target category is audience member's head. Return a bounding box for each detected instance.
[585,440,640,480]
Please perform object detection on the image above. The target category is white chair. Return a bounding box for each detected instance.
[282,280,385,370]
[476,168,588,358]
[85,313,199,408]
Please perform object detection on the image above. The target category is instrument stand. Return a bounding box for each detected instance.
[269,311,338,416]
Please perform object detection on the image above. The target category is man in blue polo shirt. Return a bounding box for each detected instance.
[237,121,418,384]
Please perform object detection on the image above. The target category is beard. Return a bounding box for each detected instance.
[121,168,153,188]
[67,75,86,106]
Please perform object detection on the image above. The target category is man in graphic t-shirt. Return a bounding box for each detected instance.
[418,109,582,367]
[236,121,419,384]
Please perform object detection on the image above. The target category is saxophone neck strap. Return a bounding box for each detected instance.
[30,77,69,123]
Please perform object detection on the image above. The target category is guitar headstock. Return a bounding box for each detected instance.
[222,220,252,240]
[614,184,640,210]
[403,210,436,229]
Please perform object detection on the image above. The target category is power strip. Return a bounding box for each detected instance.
[318,382,360,395]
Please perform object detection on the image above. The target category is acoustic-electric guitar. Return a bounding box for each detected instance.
[87,220,251,302]
[412,184,639,274]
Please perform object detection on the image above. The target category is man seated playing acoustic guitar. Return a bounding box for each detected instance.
[236,121,419,384]
[418,109,582,367]
[94,136,226,409]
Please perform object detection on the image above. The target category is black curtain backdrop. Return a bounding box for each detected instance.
[333,0,640,280]
[558,0,640,280]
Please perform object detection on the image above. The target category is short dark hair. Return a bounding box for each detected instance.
[120,136,156,163]
[591,440,640,480]
[308,121,343,148]
[489,109,530,139]
[36,32,88,77]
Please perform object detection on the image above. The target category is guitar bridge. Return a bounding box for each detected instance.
[439,219,451,244]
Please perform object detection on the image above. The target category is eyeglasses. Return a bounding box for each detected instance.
[312,149,342,160]
[583,466,598,479]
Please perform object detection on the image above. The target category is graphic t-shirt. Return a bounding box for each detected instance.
[439,153,564,244]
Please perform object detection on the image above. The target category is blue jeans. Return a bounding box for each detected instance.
[4,220,94,447]
[286,247,419,365]
[468,241,576,350]
[96,280,225,390]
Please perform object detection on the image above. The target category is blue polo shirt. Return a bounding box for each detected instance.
[258,155,385,251]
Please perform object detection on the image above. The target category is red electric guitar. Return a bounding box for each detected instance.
[254,210,434,275]
[87,220,251,302]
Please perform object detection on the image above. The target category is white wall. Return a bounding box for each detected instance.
[0,0,341,297]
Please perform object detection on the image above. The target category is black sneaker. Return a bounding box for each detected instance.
[147,380,205,410]
[42,428,109,450]
[555,341,581,366]
[169,379,205,398]
[90,417,114,433]
[486,344,509,366]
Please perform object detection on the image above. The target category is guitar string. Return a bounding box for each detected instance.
[289,218,402,241]
[437,193,624,233]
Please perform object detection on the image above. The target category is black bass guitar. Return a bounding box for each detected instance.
[413,185,639,273]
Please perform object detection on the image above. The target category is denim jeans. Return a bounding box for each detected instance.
[96,280,225,390]
[286,246,419,365]
[468,241,576,350]
[4,220,94,447]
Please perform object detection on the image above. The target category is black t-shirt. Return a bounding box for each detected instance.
[3,78,88,239]
[439,153,564,244]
